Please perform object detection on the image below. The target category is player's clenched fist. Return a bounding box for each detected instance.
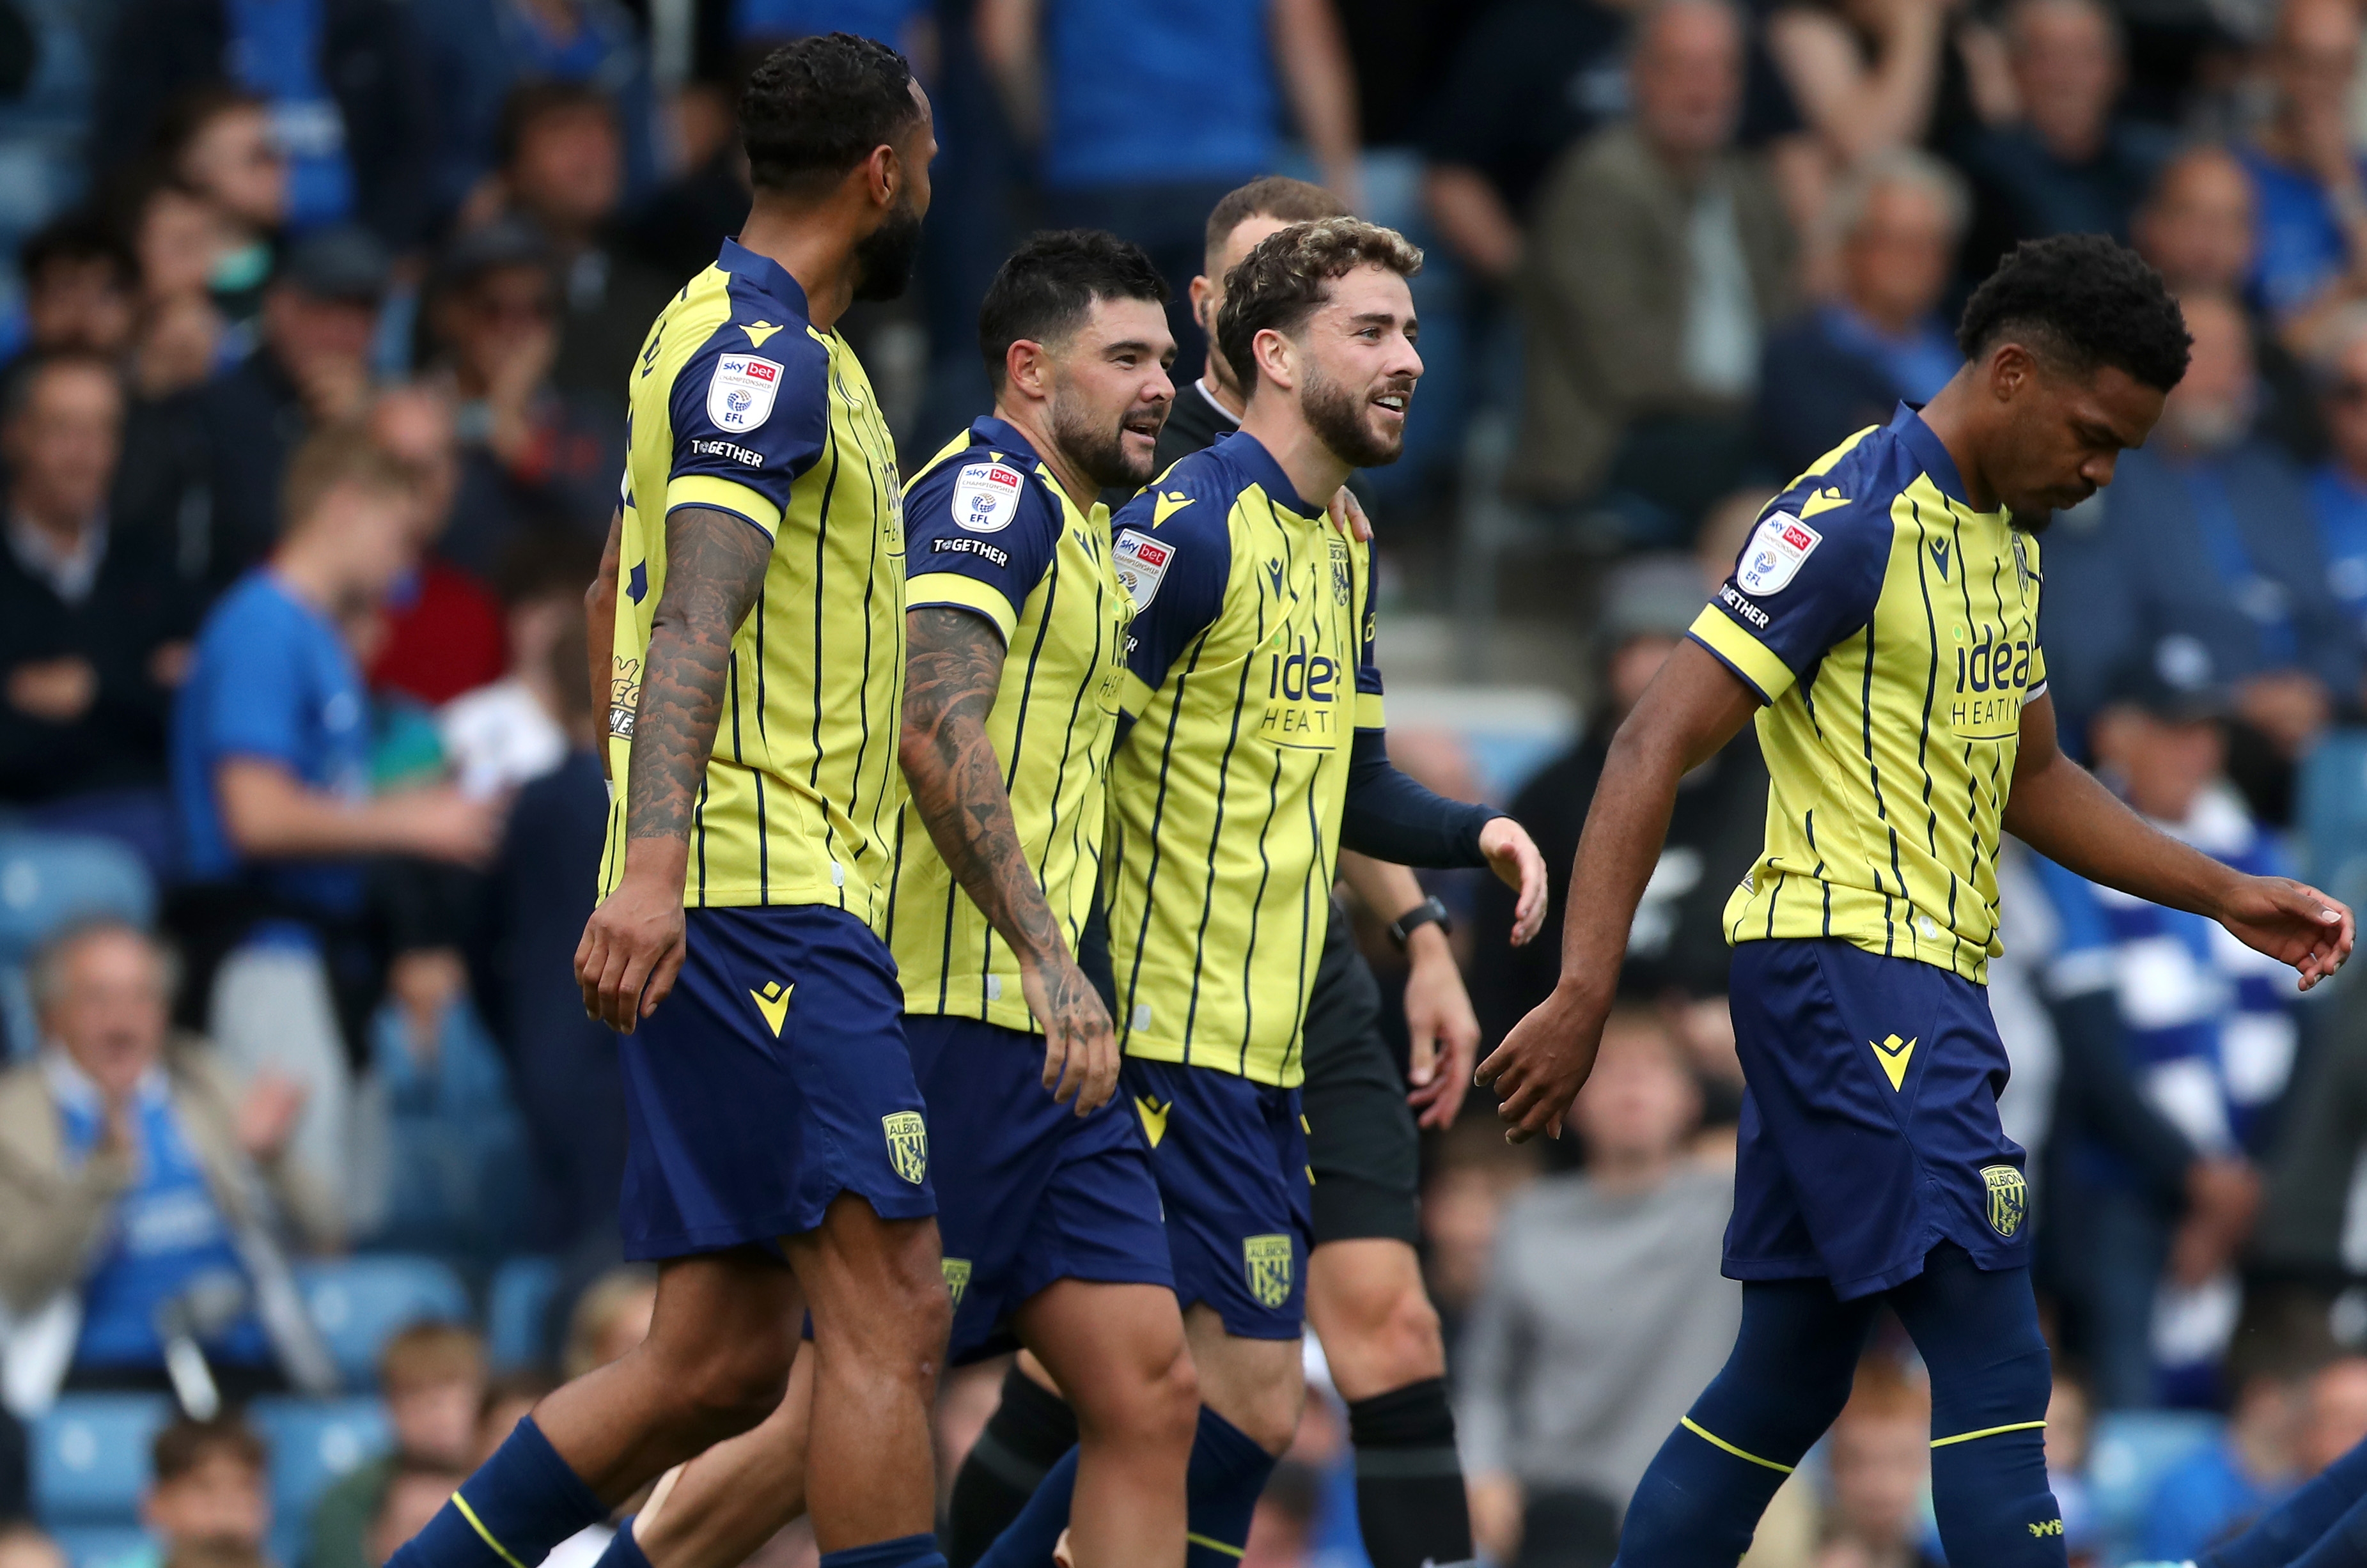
[1474,980,1611,1144]
[576,868,689,1032]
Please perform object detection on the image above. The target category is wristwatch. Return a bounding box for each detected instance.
[1387,896,1452,951]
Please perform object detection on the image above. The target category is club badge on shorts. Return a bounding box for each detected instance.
[1983,1164,2027,1239]
[941,1257,972,1308]
[1244,1233,1293,1308]
[883,1111,929,1184]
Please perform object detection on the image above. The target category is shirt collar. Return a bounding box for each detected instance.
[1192,378,1240,429]
[969,415,1045,472]
[1224,431,1327,517]
[1889,402,1980,511]
[8,510,107,604]
[716,239,812,322]
[43,1049,164,1117]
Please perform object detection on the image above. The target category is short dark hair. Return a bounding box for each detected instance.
[150,83,270,169]
[1957,233,2191,392]
[0,348,123,424]
[977,229,1169,388]
[152,1416,267,1485]
[1215,218,1423,391]
[19,209,132,291]
[1204,176,1350,259]
[739,33,920,196]
[497,79,616,169]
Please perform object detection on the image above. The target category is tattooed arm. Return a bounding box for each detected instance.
[575,507,773,1030]
[587,508,621,780]
[900,605,1118,1114]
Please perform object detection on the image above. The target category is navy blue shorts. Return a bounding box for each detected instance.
[1724,938,2031,1300]
[1122,1057,1311,1340]
[618,904,934,1261]
[907,1014,1172,1364]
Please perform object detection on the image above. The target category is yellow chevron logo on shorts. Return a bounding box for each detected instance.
[1870,1033,1916,1092]
[749,981,793,1037]
[1136,1095,1170,1148]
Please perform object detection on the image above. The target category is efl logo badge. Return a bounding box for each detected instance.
[941,1257,972,1308]
[1983,1164,2027,1238]
[1244,1234,1293,1309]
[951,462,1022,532]
[1114,529,1173,610]
[707,354,783,431]
[883,1111,929,1184]
[1737,511,1821,596]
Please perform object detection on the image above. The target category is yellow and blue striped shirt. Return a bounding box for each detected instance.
[1689,405,2046,982]
[600,240,908,924]
[1104,433,1383,1087]
[885,417,1132,1030]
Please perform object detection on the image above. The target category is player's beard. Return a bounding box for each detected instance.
[1052,387,1164,492]
[1303,361,1407,470]
[850,199,925,303]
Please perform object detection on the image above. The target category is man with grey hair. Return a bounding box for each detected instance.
[0,919,339,1402]
[1953,0,2173,278]
[1514,0,1795,541]
[1754,148,1967,476]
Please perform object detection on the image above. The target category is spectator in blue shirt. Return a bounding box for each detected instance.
[1950,0,2173,283]
[0,921,338,1401]
[2038,291,2359,789]
[2142,1366,2303,1560]
[2308,314,2367,640]
[974,0,1362,356]
[2035,659,2294,1408]
[1754,147,1964,478]
[169,428,498,1177]
[2238,0,2367,330]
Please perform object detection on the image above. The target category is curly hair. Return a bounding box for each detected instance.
[1956,233,2191,392]
[740,33,919,196]
[1215,217,1423,392]
[978,229,1169,385]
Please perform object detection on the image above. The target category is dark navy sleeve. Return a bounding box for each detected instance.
[1340,728,1502,867]
[1687,495,1893,702]
[1115,456,1235,717]
[902,454,1060,643]
[1355,536,1384,733]
[664,315,831,539]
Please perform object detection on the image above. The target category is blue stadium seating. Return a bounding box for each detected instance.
[248,1397,392,1568]
[293,1255,471,1387]
[485,1256,561,1373]
[33,1393,171,1523]
[2300,728,2367,915]
[2088,1408,2222,1555]
[49,1524,151,1568]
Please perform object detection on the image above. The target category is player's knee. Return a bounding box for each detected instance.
[1226,1370,1306,1457]
[1136,1336,1203,1452]
[1371,1283,1444,1383]
[669,1337,795,1438]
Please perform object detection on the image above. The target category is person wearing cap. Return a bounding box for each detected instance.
[118,224,392,599]
[2025,655,2280,1410]
[1471,555,1770,1047]
[418,216,623,579]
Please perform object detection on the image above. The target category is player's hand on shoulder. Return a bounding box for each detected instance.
[1478,816,1550,946]
[1474,981,1610,1144]
[2212,874,2354,991]
[1327,486,1372,543]
[1024,953,1118,1115]
[575,872,689,1032]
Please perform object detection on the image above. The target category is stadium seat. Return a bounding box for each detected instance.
[486,1256,561,1373]
[49,1524,152,1568]
[33,1393,172,1523]
[2087,1408,2222,1553]
[294,1255,471,1387]
[249,1396,393,1568]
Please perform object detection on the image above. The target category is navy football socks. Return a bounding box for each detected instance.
[970,1404,1277,1568]
[819,1535,947,1568]
[2207,1436,2367,1568]
[590,1519,652,1568]
[946,1367,1082,1567]
[389,1418,610,1568]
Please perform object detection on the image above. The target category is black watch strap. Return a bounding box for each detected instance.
[1388,895,1452,951]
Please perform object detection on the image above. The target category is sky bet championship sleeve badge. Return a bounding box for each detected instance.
[707,353,783,432]
[952,462,1022,532]
[1737,511,1822,596]
[1113,529,1172,611]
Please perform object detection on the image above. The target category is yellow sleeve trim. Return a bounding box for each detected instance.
[1688,607,1795,703]
[666,474,783,537]
[905,571,1018,644]
[1680,1417,1795,1474]
[1355,692,1386,730]
[1931,1420,2045,1449]
[1120,669,1157,719]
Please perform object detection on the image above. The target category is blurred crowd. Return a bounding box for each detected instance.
[1,0,2367,1567]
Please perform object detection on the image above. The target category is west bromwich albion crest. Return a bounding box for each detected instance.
[941,1257,972,1307]
[883,1111,929,1184]
[1983,1164,2027,1238]
[1244,1233,1293,1308]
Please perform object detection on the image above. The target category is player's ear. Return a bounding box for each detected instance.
[1988,341,2035,403]
[864,141,900,210]
[1252,326,1294,392]
[1006,338,1049,400]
